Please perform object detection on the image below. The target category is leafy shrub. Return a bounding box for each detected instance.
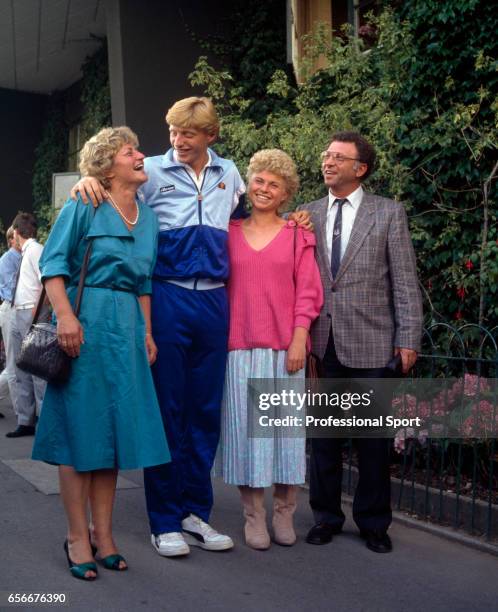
[32,44,111,242]
[190,2,498,327]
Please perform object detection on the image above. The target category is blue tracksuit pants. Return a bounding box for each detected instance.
[144,281,228,534]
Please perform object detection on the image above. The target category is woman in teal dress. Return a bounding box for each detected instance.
[32,126,170,580]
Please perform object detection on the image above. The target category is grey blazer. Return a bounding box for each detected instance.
[297,192,423,368]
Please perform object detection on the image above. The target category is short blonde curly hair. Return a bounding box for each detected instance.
[79,126,139,189]
[246,149,299,208]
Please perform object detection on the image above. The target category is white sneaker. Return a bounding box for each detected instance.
[181,514,234,551]
[151,532,190,557]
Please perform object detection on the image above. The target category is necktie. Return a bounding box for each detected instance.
[10,255,23,308]
[331,198,346,279]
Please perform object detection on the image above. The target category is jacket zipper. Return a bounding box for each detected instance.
[182,167,209,290]
[182,167,208,225]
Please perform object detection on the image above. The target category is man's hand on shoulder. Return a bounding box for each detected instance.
[288,210,313,232]
[394,347,418,374]
[70,177,107,208]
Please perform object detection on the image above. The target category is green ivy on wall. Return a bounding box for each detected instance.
[0,218,6,257]
[31,95,68,243]
[32,42,111,241]
[190,2,498,327]
[80,44,112,143]
[187,0,293,125]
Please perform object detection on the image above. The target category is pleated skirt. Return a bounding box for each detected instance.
[215,349,306,487]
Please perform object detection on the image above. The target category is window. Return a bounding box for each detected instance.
[289,0,332,82]
[330,0,379,36]
[330,0,351,35]
[288,0,380,81]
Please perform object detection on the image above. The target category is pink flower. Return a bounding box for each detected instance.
[461,416,474,437]
[394,427,416,453]
[418,429,429,446]
[393,394,418,418]
[463,374,490,397]
[417,401,432,419]
[461,400,498,437]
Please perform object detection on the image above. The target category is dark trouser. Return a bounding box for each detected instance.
[309,332,392,533]
[144,281,229,535]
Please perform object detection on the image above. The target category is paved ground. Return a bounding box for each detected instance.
[1,398,497,612]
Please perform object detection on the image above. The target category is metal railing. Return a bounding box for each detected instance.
[344,323,497,541]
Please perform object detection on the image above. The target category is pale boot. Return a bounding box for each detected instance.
[272,484,298,546]
[238,486,270,550]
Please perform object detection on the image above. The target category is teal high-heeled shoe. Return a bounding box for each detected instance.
[90,536,128,571]
[100,553,128,571]
[63,540,98,581]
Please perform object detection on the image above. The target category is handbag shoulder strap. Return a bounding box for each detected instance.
[31,286,47,326]
[73,237,94,317]
[32,210,96,325]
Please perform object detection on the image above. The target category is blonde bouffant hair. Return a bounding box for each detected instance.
[79,126,139,189]
[165,97,219,135]
[246,149,300,209]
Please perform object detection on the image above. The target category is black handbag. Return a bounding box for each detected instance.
[16,239,94,384]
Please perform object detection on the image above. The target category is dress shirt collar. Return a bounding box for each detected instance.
[21,237,35,254]
[327,185,363,212]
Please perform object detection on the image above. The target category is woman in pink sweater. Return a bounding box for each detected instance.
[217,149,323,549]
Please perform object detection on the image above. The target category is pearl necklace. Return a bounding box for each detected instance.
[107,193,139,226]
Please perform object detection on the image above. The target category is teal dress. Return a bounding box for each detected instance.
[32,197,171,472]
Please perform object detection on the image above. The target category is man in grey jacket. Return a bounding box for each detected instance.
[299,131,423,553]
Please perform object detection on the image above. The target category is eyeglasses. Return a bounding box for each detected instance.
[320,151,362,164]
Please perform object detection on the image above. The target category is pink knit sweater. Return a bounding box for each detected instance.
[227,219,324,351]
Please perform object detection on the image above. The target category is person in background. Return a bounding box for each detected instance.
[6,213,45,438]
[0,226,22,417]
[32,126,170,580]
[217,149,323,549]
